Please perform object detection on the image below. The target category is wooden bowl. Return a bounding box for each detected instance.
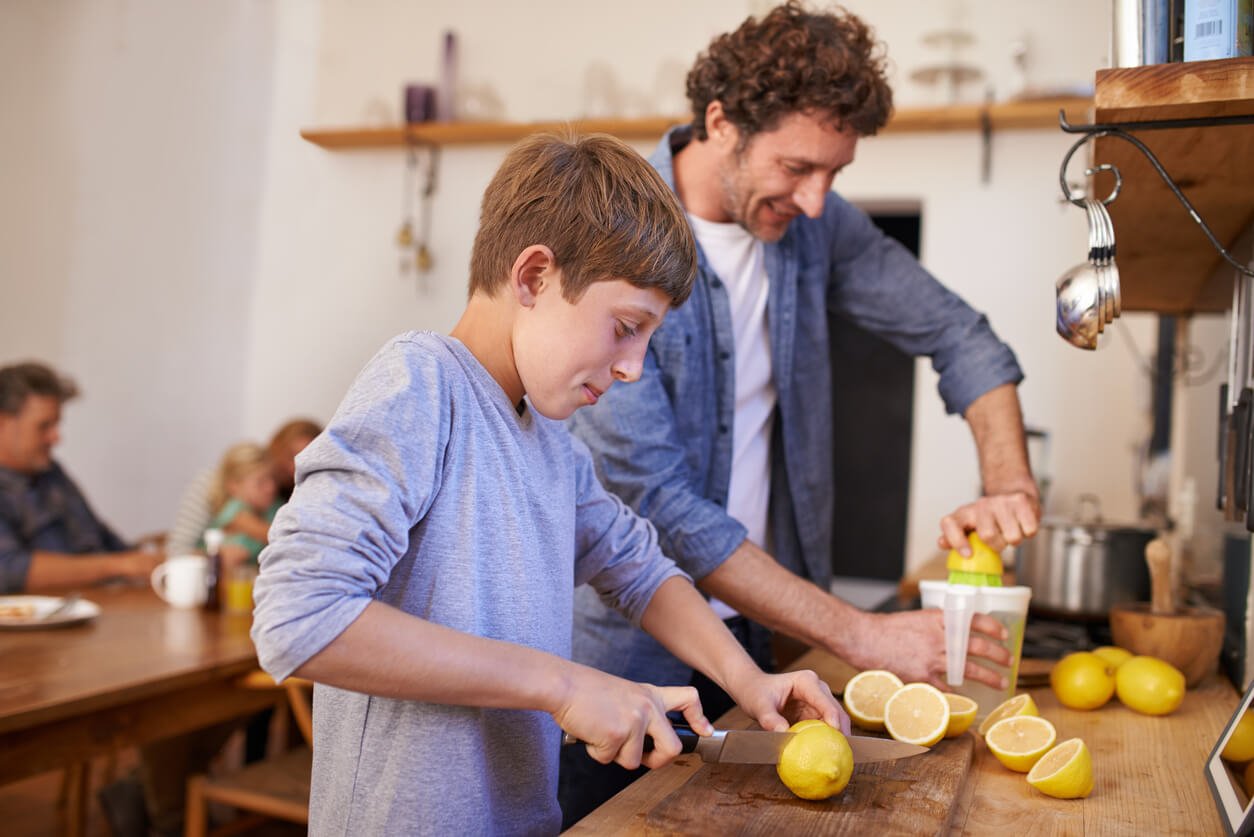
[1108,603,1225,688]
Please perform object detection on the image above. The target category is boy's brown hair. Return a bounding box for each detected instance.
[686,1,893,144]
[468,132,696,306]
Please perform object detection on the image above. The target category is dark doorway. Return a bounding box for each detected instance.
[829,207,920,582]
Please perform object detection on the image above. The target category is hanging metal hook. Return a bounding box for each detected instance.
[1056,110,1254,279]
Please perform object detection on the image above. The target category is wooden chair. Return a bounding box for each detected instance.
[183,672,313,837]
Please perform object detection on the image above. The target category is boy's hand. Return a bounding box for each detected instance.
[554,670,712,771]
[728,669,850,735]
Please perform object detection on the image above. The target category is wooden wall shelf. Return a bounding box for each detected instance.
[1092,56,1254,314]
[299,96,1093,150]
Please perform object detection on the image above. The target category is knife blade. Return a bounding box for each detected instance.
[562,724,927,765]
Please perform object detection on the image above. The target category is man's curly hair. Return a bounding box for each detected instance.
[686,2,893,143]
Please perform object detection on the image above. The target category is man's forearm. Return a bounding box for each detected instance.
[25,550,144,592]
[963,383,1038,499]
[696,540,873,667]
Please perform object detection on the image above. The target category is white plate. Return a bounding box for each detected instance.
[0,595,101,630]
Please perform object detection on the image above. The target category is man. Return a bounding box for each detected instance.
[560,2,1040,822]
[0,361,161,593]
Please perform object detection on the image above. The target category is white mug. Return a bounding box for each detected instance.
[151,554,210,609]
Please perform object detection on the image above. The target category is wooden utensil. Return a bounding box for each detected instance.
[1109,537,1225,688]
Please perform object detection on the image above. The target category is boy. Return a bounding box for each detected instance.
[250,133,847,835]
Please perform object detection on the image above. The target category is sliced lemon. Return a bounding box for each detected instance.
[943,693,979,738]
[985,715,1057,772]
[976,692,1039,737]
[1026,738,1094,798]
[883,682,951,748]
[842,669,904,732]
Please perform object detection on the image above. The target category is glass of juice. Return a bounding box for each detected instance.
[224,563,258,615]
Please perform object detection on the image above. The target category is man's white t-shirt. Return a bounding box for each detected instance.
[687,214,777,620]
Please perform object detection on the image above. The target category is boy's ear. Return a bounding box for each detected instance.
[510,244,557,307]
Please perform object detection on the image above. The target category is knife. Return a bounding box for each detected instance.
[562,724,927,765]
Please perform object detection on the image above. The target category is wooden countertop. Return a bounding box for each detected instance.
[569,648,1240,835]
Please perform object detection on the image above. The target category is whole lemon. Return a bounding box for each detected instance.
[1222,710,1254,763]
[1050,651,1116,710]
[776,720,855,801]
[1091,646,1133,671]
[1114,655,1185,716]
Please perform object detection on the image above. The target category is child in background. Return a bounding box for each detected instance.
[202,442,280,567]
[250,133,848,835]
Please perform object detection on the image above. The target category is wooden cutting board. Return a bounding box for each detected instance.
[642,732,974,835]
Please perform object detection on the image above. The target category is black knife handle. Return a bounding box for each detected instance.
[671,723,701,755]
[563,722,702,755]
[1246,396,1254,532]
[1235,389,1253,514]
[1220,383,1230,511]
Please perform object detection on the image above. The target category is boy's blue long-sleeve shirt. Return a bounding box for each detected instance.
[251,333,685,836]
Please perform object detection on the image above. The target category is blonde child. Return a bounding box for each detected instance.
[202,442,280,566]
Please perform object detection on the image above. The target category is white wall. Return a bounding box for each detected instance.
[1,1,276,537]
[7,0,1221,578]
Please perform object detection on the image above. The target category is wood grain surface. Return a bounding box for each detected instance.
[568,647,1243,835]
[0,585,271,785]
[643,734,972,836]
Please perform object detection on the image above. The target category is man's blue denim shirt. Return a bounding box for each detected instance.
[568,126,1023,686]
[0,460,127,592]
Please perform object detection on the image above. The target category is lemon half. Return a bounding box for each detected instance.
[1026,738,1094,798]
[843,669,904,732]
[883,683,951,748]
[976,693,1040,737]
[943,693,979,738]
[985,715,1057,772]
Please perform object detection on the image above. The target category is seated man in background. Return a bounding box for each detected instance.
[0,361,162,593]
[166,418,322,557]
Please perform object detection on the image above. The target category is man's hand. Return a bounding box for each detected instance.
[118,548,164,581]
[847,609,1011,690]
[725,668,850,735]
[937,489,1040,554]
[552,672,711,771]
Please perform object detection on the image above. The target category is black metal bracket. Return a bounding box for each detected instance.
[1057,109,1254,278]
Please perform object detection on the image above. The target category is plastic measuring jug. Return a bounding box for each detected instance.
[918,580,1032,720]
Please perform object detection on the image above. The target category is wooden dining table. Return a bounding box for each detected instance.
[0,585,278,836]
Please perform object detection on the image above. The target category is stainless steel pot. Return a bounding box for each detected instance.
[1013,495,1157,619]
